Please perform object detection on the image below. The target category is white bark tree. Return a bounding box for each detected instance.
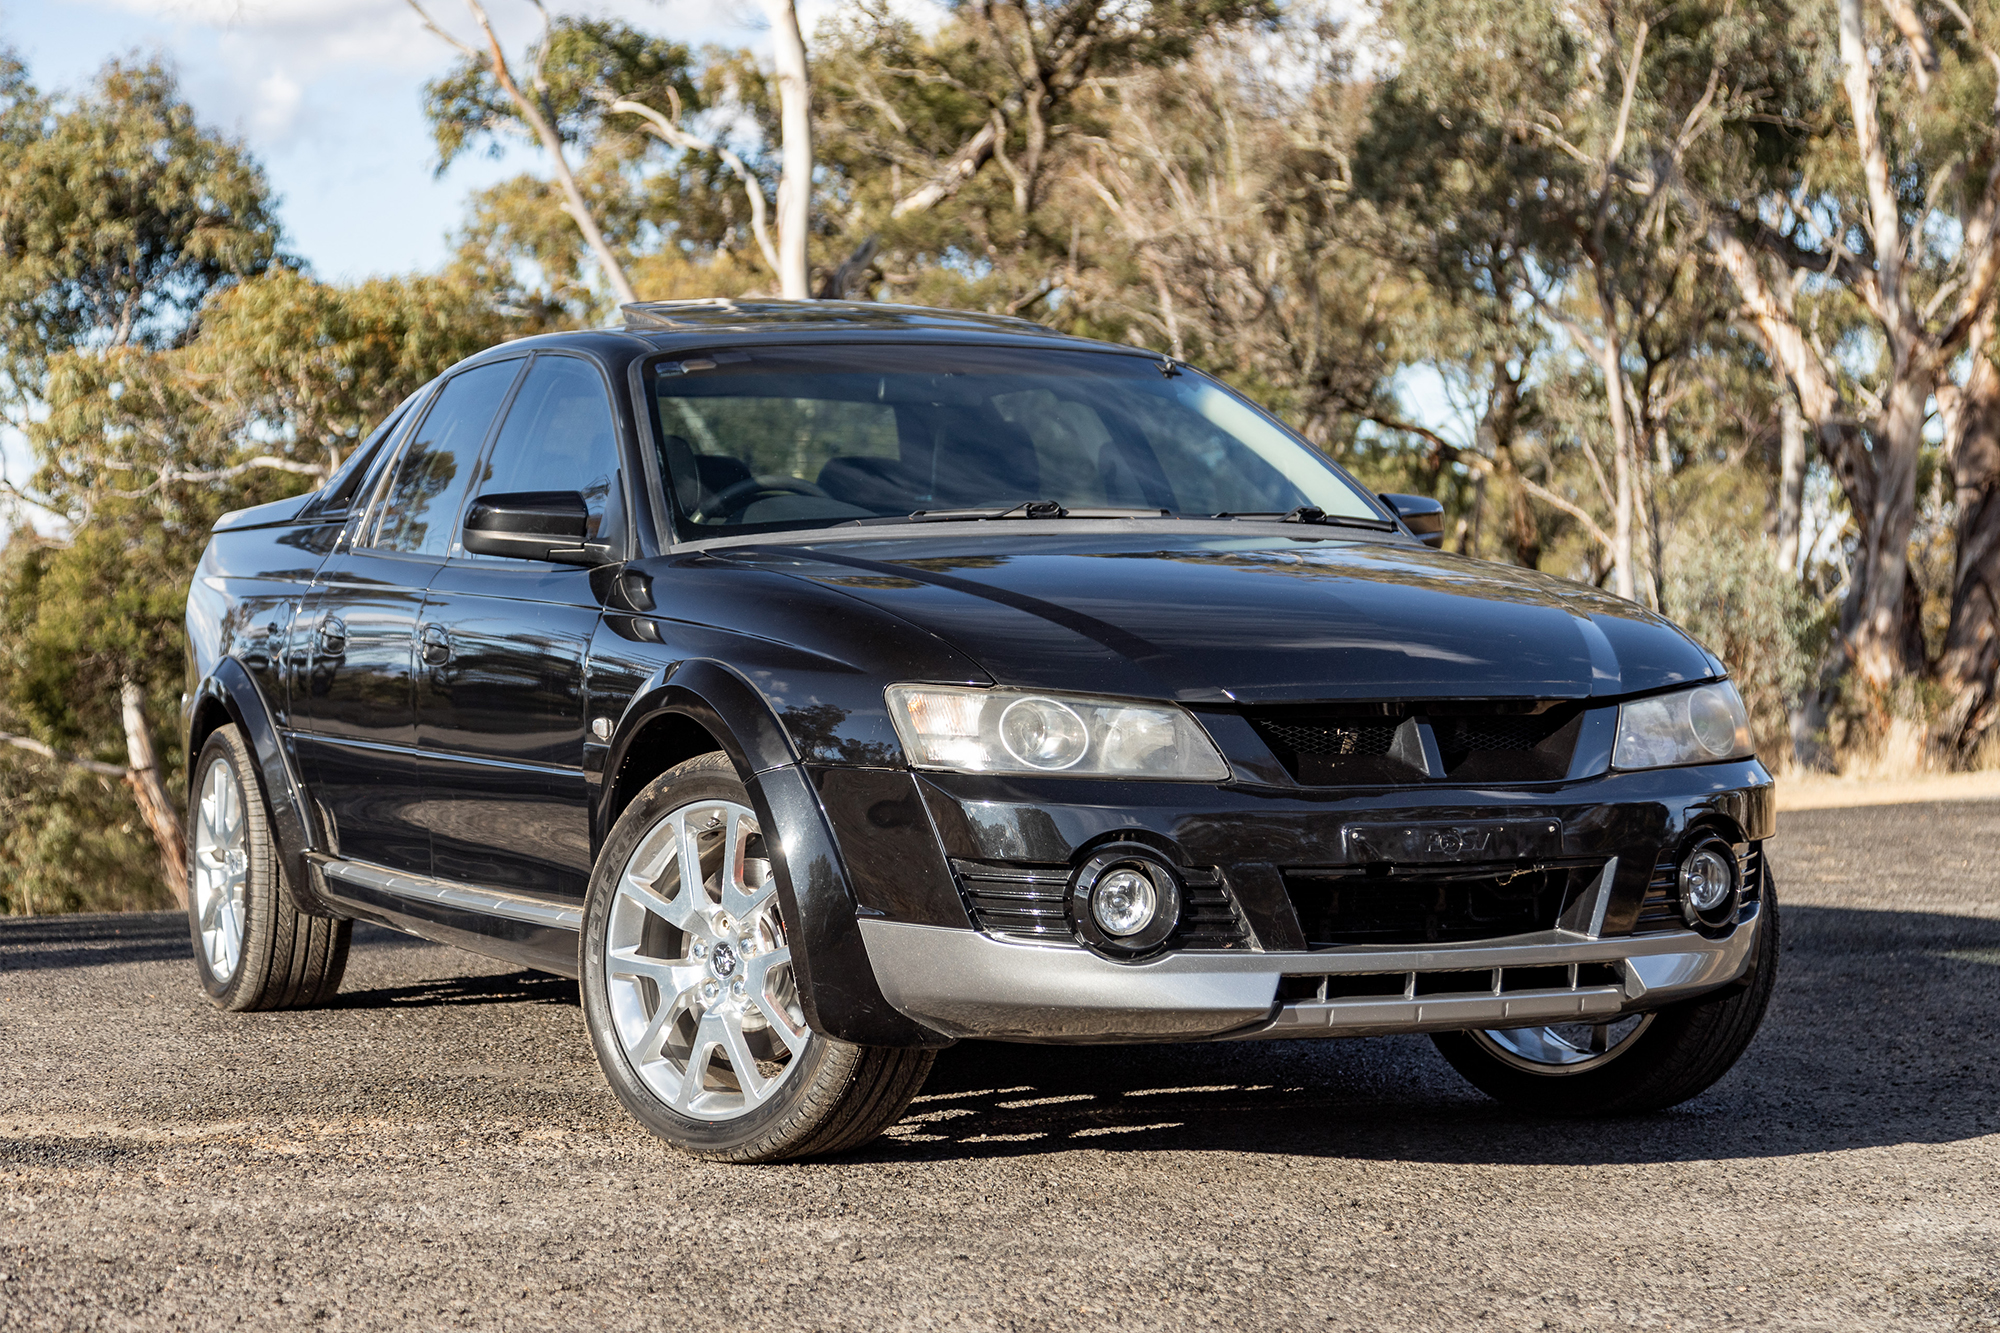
[409,0,640,306]
[763,0,813,299]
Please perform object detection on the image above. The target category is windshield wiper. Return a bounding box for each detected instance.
[1215,506,1398,531]
[905,501,1170,522]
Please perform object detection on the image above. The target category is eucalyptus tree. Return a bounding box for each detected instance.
[416,2,818,308]
[1666,0,2000,757]
[813,0,1276,314]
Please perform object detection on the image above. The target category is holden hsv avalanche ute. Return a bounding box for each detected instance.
[182,300,1776,1162]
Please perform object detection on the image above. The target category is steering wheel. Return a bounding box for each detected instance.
[696,474,836,521]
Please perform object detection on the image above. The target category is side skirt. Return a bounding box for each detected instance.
[312,855,582,979]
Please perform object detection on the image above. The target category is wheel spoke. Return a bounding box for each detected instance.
[752,991,809,1058]
[717,810,768,922]
[719,1010,769,1104]
[626,989,689,1067]
[667,1009,731,1113]
[605,946,703,994]
[677,814,713,916]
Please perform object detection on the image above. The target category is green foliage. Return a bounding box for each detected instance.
[0,58,281,402]
[0,752,169,915]
[1662,519,1818,759]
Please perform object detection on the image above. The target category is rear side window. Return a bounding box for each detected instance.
[367,360,522,556]
[469,354,623,545]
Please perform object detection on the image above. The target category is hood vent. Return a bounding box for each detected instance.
[1249,703,1584,786]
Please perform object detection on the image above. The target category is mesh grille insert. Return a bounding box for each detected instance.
[1257,720,1400,758]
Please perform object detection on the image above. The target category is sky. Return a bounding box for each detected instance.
[0,0,815,282]
[0,0,842,529]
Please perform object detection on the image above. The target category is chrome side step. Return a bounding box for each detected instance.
[318,858,582,932]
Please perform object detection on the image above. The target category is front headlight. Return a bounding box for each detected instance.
[1612,681,1753,770]
[885,684,1231,780]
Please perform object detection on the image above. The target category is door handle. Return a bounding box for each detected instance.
[317,616,347,654]
[419,624,451,666]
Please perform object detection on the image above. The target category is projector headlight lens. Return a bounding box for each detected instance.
[1613,681,1753,770]
[997,696,1089,770]
[1677,840,1741,928]
[887,685,1229,780]
[1090,868,1158,937]
[1679,847,1734,914]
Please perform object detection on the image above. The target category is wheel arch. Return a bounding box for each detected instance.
[595,659,950,1050]
[186,658,334,917]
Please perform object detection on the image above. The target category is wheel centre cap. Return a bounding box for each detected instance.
[709,941,739,979]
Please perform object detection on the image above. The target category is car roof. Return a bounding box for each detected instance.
[458,299,1148,365]
[618,298,1082,340]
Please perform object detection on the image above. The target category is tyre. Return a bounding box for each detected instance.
[1432,885,1779,1115]
[186,725,351,1011]
[580,751,934,1162]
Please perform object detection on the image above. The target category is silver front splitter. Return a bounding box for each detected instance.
[857,905,1764,1043]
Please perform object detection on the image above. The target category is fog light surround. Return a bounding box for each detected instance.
[1070,846,1182,956]
[1677,836,1741,930]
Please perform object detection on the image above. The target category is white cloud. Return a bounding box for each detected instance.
[248,64,301,139]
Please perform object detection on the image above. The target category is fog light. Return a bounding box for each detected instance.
[1091,868,1158,937]
[1678,840,1739,928]
[1070,846,1183,956]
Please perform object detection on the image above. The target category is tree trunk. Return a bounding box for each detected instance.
[1475,362,1541,568]
[1777,385,1807,573]
[1937,333,2000,760]
[764,0,813,300]
[1592,272,1637,600]
[1846,367,1931,688]
[121,681,187,905]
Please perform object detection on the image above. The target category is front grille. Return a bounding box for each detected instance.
[1283,861,1602,947]
[1247,703,1582,786]
[1258,719,1400,758]
[1430,710,1582,782]
[953,860,1252,949]
[1637,842,1764,933]
[1276,960,1624,1003]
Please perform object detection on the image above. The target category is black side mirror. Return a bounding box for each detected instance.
[462,491,602,565]
[1379,493,1445,548]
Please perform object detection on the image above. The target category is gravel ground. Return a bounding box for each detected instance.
[3,802,1997,1332]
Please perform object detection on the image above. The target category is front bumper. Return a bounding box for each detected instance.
[816,756,1774,1045]
[858,900,1765,1043]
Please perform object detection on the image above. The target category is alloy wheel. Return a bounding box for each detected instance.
[603,798,810,1121]
[191,755,249,983]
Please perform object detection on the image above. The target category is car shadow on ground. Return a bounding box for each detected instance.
[331,967,579,1010]
[0,911,192,972]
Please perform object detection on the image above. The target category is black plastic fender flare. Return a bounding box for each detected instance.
[602,659,952,1050]
[186,658,336,918]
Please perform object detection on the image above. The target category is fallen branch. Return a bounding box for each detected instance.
[0,730,128,779]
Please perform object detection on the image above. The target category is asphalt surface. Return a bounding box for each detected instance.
[3,802,1997,1332]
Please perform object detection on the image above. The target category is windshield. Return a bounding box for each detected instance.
[646,344,1382,538]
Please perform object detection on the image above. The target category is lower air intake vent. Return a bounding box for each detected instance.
[1283,862,1603,947]
[953,860,1251,949]
[1637,842,1763,932]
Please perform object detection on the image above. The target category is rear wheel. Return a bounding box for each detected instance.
[580,752,933,1162]
[1432,889,1779,1115]
[187,725,350,1011]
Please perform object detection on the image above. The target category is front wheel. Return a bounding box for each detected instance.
[579,752,933,1162]
[1432,889,1779,1116]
